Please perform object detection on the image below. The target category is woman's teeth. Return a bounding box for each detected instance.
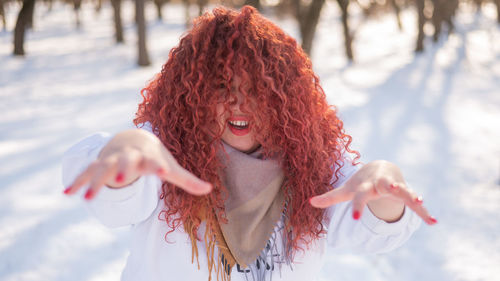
[227,119,250,135]
[228,120,249,127]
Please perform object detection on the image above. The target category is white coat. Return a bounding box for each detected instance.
[62,132,421,281]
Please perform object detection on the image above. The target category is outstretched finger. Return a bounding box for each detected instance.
[112,148,143,185]
[350,183,373,220]
[84,160,118,200]
[63,162,100,195]
[410,198,437,225]
[162,165,212,195]
[309,185,352,208]
[390,184,437,225]
[140,157,212,196]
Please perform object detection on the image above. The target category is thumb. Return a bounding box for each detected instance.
[309,185,352,209]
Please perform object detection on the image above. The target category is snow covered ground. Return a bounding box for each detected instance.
[0,1,499,281]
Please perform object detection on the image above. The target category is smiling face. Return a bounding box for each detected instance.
[216,77,261,154]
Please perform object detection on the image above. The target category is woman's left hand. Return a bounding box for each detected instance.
[309,160,437,225]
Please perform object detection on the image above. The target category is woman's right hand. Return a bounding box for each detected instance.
[63,129,212,200]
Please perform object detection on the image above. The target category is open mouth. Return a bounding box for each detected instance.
[227,119,250,136]
[228,120,249,129]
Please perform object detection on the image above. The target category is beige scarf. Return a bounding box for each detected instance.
[216,142,285,269]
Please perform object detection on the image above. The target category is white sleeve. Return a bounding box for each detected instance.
[61,132,162,228]
[325,159,422,254]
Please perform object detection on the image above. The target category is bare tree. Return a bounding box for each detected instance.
[494,0,500,23]
[44,0,53,12]
[389,0,403,30]
[336,0,353,61]
[95,0,103,14]
[111,0,124,43]
[183,0,208,26]
[153,0,169,20]
[196,0,207,16]
[0,0,6,31]
[183,0,189,26]
[245,0,261,11]
[27,0,34,28]
[136,0,150,66]
[73,0,82,28]
[431,0,458,42]
[431,0,444,41]
[415,0,425,52]
[292,0,326,56]
[13,0,35,56]
[473,0,482,12]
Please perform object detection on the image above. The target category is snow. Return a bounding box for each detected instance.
[1,1,499,281]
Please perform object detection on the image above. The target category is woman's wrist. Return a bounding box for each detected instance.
[367,197,405,223]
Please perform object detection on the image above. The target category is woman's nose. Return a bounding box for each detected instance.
[229,90,244,110]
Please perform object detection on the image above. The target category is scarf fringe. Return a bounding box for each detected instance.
[239,209,294,281]
[187,210,294,281]
[186,186,293,281]
[187,207,235,281]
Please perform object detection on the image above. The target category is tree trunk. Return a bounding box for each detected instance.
[183,0,190,27]
[95,0,102,14]
[297,0,325,56]
[1,0,7,31]
[415,0,425,52]
[496,0,500,24]
[474,0,482,12]
[74,0,82,28]
[154,0,163,20]
[444,0,458,34]
[291,0,301,20]
[197,0,207,16]
[136,0,150,66]
[432,0,457,41]
[46,0,53,12]
[389,0,403,30]
[26,0,34,28]
[336,0,353,61]
[431,0,443,42]
[13,0,35,56]
[111,0,124,43]
[244,0,261,11]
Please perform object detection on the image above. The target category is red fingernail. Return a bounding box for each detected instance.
[63,186,72,194]
[116,173,124,183]
[415,196,423,204]
[84,189,94,200]
[390,183,399,190]
[428,216,438,224]
[353,210,361,220]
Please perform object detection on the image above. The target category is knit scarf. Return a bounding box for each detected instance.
[187,142,286,281]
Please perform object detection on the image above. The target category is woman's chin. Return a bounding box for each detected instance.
[241,144,261,154]
[224,140,260,154]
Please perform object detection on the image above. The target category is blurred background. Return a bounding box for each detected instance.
[0,0,499,280]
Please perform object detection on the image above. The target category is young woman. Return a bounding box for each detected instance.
[62,6,435,281]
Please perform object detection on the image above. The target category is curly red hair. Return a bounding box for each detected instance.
[134,5,358,262]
